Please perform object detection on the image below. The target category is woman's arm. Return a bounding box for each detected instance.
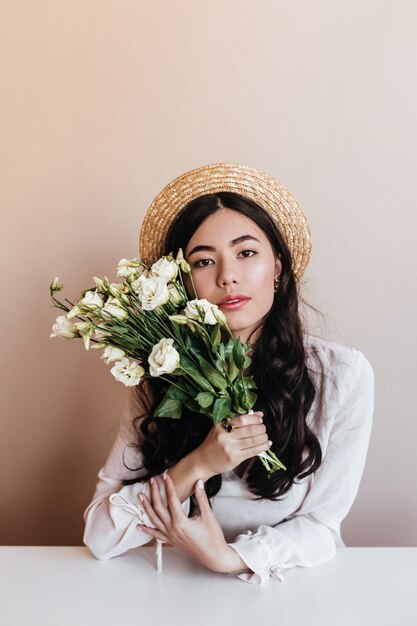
[83,382,262,561]
[83,385,201,560]
[226,349,375,584]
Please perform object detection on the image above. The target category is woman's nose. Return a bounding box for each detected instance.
[216,259,239,287]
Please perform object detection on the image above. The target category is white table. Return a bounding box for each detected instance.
[0,546,416,626]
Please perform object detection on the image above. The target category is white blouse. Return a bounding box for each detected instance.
[83,334,374,585]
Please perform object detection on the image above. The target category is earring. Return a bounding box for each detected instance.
[274,277,280,292]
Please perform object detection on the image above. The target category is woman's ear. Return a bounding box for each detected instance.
[274,255,282,279]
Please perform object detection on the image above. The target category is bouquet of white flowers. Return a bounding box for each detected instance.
[49,250,286,475]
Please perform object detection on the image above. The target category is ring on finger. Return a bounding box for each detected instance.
[221,417,235,433]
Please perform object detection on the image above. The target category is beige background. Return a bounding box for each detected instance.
[1,0,416,547]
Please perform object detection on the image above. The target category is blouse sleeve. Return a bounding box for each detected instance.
[227,349,375,585]
[83,384,191,560]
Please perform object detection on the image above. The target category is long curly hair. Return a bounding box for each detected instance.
[122,192,322,506]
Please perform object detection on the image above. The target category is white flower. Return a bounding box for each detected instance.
[117,258,142,279]
[50,315,78,339]
[130,274,147,295]
[101,345,126,364]
[150,257,178,282]
[110,358,145,387]
[148,338,180,376]
[139,276,170,311]
[79,290,104,309]
[168,283,185,306]
[184,299,225,325]
[102,296,128,320]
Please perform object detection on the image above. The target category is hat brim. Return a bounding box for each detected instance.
[139,163,311,281]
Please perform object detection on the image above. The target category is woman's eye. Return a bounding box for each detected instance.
[194,258,213,268]
[193,250,257,267]
[239,249,257,258]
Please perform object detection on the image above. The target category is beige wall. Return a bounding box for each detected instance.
[1,0,416,546]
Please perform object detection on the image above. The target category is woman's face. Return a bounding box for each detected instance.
[184,208,281,345]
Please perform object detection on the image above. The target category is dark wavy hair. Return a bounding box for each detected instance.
[122,192,322,508]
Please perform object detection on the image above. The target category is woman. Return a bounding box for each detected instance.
[83,164,374,585]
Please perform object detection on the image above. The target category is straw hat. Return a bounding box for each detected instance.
[139,163,311,281]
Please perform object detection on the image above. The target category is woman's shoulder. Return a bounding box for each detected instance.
[303,333,374,403]
[304,333,372,368]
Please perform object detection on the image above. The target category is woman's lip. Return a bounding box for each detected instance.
[219,298,250,310]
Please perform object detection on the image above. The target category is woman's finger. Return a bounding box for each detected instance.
[139,489,169,534]
[234,424,267,441]
[192,479,211,521]
[164,472,187,522]
[136,523,168,543]
[231,412,263,428]
[148,476,171,527]
[244,440,273,456]
[239,432,269,449]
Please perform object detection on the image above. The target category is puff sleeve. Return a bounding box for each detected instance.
[83,384,191,560]
[227,350,374,584]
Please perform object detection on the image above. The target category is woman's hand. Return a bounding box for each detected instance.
[195,412,272,477]
[136,472,249,574]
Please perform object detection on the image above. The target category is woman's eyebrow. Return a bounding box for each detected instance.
[187,235,260,257]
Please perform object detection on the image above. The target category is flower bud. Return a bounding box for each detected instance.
[50,277,65,294]
[168,283,185,307]
[67,305,81,319]
[168,314,189,325]
[93,276,110,294]
[175,248,191,273]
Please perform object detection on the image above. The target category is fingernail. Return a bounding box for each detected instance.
[163,470,168,481]
[259,417,263,423]
[150,477,154,485]
[268,440,272,446]
[197,479,204,489]
[139,494,144,503]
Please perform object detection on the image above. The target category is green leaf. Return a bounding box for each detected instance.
[234,376,257,392]
[195,391,215,408]
[224,338,234,358]
[213,396,232,423]
[214,355,226,372]
[243,355,252,369]
[183,397,201,413]
[210,324,222,352]
[180,355,215,392]
[227,351,240,382]
[184,334,192,351]
[194,354,228,390]
[165,385,189,401]
[110,324,130,335]
[237,389,257,412]
[232,338,246,369]
[153,397,183,419]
